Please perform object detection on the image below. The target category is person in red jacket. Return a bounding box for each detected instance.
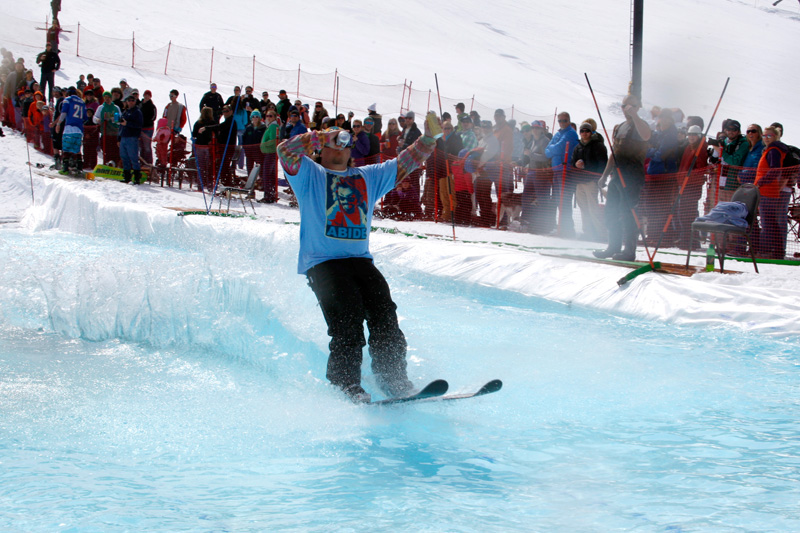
[754,125,792,259]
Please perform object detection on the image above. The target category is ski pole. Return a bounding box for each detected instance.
[184,93,209,212]
[584,73,654,269]
[208,84,244,214]
[650,77,730,259]
[435,73,456,241]
[25,137,35,204]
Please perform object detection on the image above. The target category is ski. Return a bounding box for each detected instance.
[424,379,503,402]
[370,379,449,405]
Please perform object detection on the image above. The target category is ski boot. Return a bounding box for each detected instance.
[133,169,143,185]
[342,384,371,404]
[50,155,61,171]
[58,157,71,176]
[122,169,132,184]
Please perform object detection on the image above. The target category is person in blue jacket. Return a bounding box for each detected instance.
[545,112,580,236]
[119,94,144,184]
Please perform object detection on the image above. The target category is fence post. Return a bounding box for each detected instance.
[164,41,171,75]
[252,55,255,88]
[511,104,515,120]
[400,79,407,114]
[209,47,214,84]
[131,32,135,68]
[296,64,301,99]
[470,95,474,112]
[406,81,413,111]
[427,89,431,112]
[76,22,80,57]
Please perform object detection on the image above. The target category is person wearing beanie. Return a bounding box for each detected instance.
[571,121,608,241]
[242,108,267,178]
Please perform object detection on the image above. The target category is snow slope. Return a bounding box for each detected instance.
[5,0,800,142]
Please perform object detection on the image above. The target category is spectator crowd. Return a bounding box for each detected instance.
[1,42,798,261]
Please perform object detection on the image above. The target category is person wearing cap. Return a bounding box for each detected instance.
[594,94,651,261]
[674,124,710,249]
[398,111,421,152]
[118,94,144,184]
[242,109,267,180]
[83,88,99,113]
[91,78,104,101]
[545,111,580,237]
[280,106,308,141]
[35,41,60,102]
[276,90,291,123]
[717,119,750,202]
[571,121,608,241]
[367,103,382,134]
[139,90,157,166]
[119,79,133,100]
[276,115,440,404]
[362,117,382,164]
[199,83,224,123]
[457,115,478,151]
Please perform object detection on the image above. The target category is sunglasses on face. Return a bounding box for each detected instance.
[558,119,569,123]
[746,129,759,134]
[763,134,775,139]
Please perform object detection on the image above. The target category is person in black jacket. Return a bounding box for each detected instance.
[199,83,224,123]
[36,42,60,102]
[139,90,158,165]
[119,95,144,184]
[571,121,608,241]
[197,105,238,186]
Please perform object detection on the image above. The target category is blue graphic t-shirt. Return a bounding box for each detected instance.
[287,156,399,274]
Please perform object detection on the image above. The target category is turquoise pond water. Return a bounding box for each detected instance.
[1,228,799,531]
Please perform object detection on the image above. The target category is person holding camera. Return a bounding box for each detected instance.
[276,122,438,403]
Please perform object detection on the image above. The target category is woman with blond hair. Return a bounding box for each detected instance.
[754,125,791,258]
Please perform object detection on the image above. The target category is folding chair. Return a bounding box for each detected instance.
[218,164,260,214]
[686,183,760,273]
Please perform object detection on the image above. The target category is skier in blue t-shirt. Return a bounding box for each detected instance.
[56,87,87,174]
[277,122,438,403]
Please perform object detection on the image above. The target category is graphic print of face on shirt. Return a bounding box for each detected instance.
[325,173,368,240]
